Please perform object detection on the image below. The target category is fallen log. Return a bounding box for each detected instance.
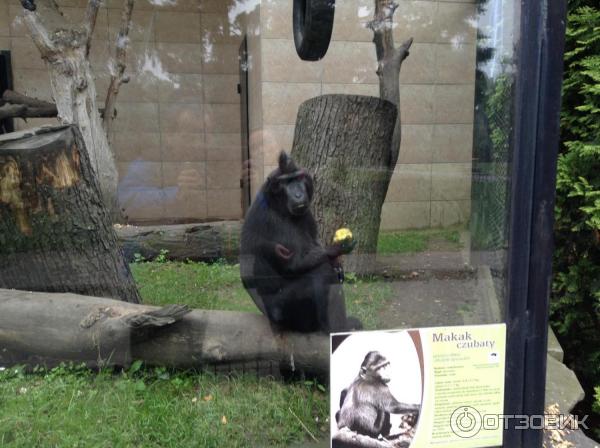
[115,221,241,263]
[0,289,329,374]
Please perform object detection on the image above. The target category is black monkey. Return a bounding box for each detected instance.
[240,151,360,333]
[336,351,420,439]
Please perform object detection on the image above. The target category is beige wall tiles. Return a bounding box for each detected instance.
[158,74,203,103]
[157,42,204,73]
[201,13,243,45]
[322,41,378,84]
[431,162,472,201]
[433,84,475,124]
[434,43,476,84]
[108,9,156,43]
[206,160,241,189]
[430,199,471,227]
[159,103,204,133]
[12,69,53,102]
[105,0,200,12]
[117,160,163,189]
[89,40,112,75]
[114,102,160,131]
[386,164,432,202]
[156,12,202,43]
[10,38,46,70]
[164,189,207,221]
[262,82,321,126]
[204,104,241,133]
[5,5,21,37]
[113,132,162,162]
[205,132,242,161]
[201,43,239,75]
[398,124,434,164]
[432,124,473,163]
[399,43,436,84]
[161,133,206,162]
[399,84,435,124]
[381,201,431,230]
[331,0,372,43]
[260,0,292,39]
[0,38,9,51]
[262,125,295,165]
[61,7,109,40]
[261,39,324,83]
[207,189,242,220]
[321,83,379,96]
[393,1,439,44]
[436,2,477,44]
[200,0,234,14]
[204,74,240,104]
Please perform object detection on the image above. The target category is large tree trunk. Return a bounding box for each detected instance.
[0,125,140,303]
[292,95,397,274]
[116,222,241,263]
[291,1,413,275]
[0,289,329,374]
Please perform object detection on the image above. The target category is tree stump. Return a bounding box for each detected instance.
[0,125,140,303]
[292,95,397,274]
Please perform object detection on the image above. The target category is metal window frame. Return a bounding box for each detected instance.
[504,0,567,447]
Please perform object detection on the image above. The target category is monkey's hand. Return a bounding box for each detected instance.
[275,243,294,260]
[332,239,357,256]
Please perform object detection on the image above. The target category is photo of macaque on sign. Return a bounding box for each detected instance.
[331,331,423,448]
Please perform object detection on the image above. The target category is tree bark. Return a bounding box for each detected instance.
[19,0,133,215]
[292,95,397,274]
[116,222,241,263]
[0,289,329,374]
[0,90,58,120]
[0,125,140,303]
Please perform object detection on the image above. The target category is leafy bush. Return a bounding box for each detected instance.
[550,1,600,432]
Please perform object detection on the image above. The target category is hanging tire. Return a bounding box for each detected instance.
[293,0,336,61]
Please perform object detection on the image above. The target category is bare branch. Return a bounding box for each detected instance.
[3,89,55,109]
[103,0,134,137]
[84,0,102,56]
[22,9,57,57]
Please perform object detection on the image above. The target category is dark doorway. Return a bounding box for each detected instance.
[0,51,14,134]
[238,36,251,215]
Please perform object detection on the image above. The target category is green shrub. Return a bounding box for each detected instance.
[551,1,600,429]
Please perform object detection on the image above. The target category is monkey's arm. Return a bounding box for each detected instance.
[385,392,421,414]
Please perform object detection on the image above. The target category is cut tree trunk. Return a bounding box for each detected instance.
[0,289,329,374]
[0,125,140,303]
[115,222,241,263]
[292,95,397,274]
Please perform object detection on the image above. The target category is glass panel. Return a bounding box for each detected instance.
[0,0,519,446]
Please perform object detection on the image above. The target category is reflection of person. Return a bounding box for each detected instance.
[335,351,421,444]
[117,159,203,219]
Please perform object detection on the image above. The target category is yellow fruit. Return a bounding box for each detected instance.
[333,228,353,243]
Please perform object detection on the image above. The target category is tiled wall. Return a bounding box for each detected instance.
[1,0,476,229]
[0,0,244,223]
[254,0,476,230]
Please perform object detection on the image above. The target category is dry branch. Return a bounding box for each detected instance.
[103,0,134,137]
[0,89,57,120]
[367,0,413,169]
[0,289,329,373]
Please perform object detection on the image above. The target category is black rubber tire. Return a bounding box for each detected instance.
[293,0,336,61]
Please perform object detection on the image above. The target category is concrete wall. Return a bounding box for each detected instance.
[254,0,477,230]
[0,0,477,229]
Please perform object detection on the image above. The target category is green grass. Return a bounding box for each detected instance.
[376,227,463,255]
[0,365,328,448]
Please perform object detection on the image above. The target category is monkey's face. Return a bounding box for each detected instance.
[377,361,392,383]
[283,173,312,216]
